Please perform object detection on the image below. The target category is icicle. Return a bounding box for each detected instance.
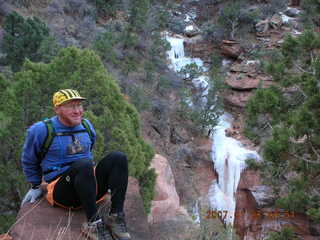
[209,114,260,225]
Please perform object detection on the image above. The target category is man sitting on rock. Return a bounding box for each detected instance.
[21,89,131,240]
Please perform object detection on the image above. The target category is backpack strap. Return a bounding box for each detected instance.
[38,119,95,160]
[81,119,94,150]
[38,119,55,161]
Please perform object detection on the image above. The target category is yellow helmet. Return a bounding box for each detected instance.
[53,89,86,107]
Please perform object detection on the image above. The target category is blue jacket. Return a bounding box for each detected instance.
[21,116,96,185]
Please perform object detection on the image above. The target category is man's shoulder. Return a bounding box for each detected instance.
[28,120,47,132]
[27,117,57,134]
[25,120,48,141]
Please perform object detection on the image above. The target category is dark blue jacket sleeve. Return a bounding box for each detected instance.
[21,122,47,185]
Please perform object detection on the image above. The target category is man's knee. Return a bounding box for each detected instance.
[105,151,128,167]
[71,159,94,172]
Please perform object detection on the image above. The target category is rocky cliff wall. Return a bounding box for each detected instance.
[185,1,320,239]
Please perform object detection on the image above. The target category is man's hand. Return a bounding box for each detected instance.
[21,187,43,205]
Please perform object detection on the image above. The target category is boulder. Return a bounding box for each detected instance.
[249,185,275,207]
[225,73,273,90]
[9,177,152,240]
[255,19,270,33]
[148,154,201,240]
[284,8,300,18]
[184,35,203,45]
[223,89,254,108]
[150,154,187,223]
[230,63,256,73]
[238,170,262,190]
[225,74,261,90]
[219,40,243,59]
[0,234,12,240]
[270,14,283,29]
[185,24,200,37]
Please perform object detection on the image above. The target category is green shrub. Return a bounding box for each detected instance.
[307,208,320,223]
[301,0,320,29]
[263,127,291,164]
[129,0,150,32]
[245,158,261,171]
[276,178,310,212]
[217,0,256,40]
[89,0,120,18]
[266,227,297,240]
[92,24,120,66]
[2,11,49,71]
[139,168,157,214]
[127,85,152,113]
[245,30,320,221]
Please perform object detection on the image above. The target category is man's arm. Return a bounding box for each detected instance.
[21,122,46,187]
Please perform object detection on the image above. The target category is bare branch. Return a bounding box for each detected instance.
[311,188,320,196]
[290,153,320,164]
[294,63,313,75]
[309,142,320,161]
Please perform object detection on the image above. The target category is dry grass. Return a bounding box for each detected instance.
[6,198,111,240]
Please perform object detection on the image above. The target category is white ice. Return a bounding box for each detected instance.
[165,31,261,227]
[209,114,260,225]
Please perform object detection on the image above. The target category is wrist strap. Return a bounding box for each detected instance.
[31,184,41,189]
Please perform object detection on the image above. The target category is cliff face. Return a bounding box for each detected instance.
[186,1,320,239]
[235,170,320,240]
[217,5,320,240]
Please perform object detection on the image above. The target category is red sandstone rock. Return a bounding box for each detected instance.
[238,170,262,189]
[150,154,187,223]
[0,234,12,240]
[270,14,283,29]
[226,62,273,90]
[289,0,300,7]
[9,177,152,240]
[226,74,262,90]
[193,160,216,197]
[220,42,243,59]
[184,40,214,61]
[236,170,319,239]
[223,89,254,108]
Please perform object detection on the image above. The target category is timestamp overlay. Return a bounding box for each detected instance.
[205,209,295,221]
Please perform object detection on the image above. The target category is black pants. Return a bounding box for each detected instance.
[52,151,129,221]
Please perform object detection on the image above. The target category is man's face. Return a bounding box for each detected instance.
[54,99,84,127]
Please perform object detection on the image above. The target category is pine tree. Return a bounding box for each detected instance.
[2,11,49,72]
[245,30,320,221]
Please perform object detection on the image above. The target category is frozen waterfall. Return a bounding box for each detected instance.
[165,32,260,227]
[209,114,259,225]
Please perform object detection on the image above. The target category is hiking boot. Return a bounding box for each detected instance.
[105,212,131,240]
[81,219,113,240]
